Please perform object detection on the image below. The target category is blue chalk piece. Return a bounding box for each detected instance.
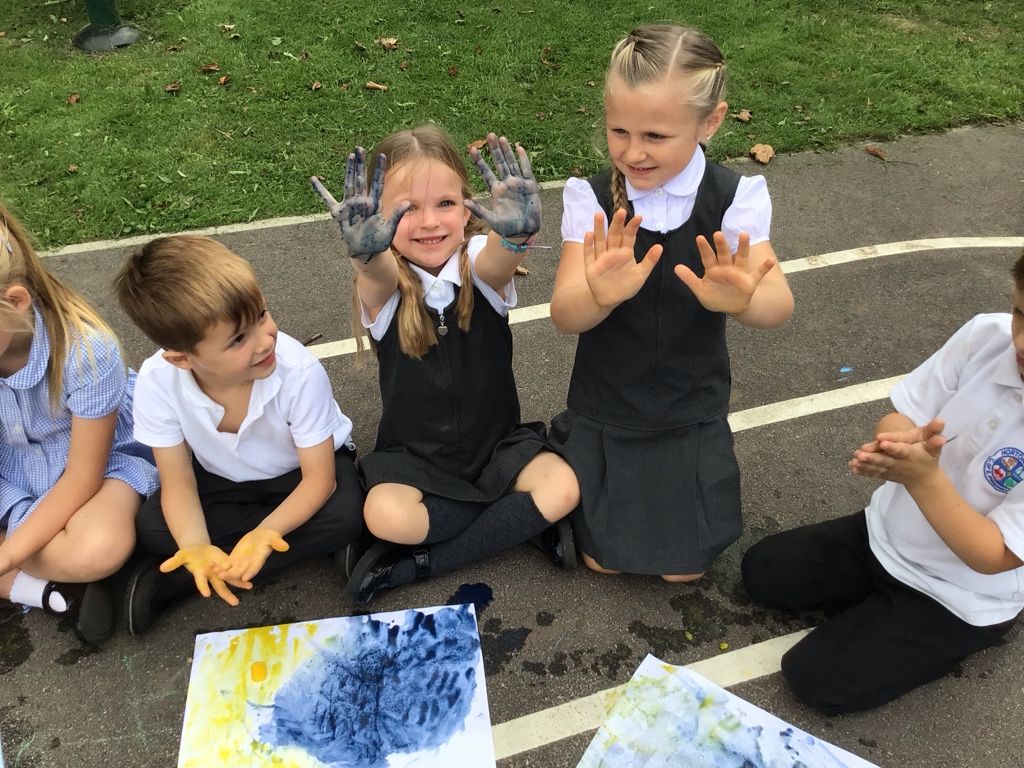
[447,582,494,614]
[261,605,481,767]
[839,366,853,374]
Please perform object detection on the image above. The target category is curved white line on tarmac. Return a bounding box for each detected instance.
[308,237,1023,362]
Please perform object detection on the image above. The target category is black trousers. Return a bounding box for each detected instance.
[742,511,1015,715]
[137,449,365,578]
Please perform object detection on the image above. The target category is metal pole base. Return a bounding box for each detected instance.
[73,23,140,52]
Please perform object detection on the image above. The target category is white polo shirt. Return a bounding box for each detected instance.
[133,331,354,483]
[867,313,1024,626]
[361,234,516,341]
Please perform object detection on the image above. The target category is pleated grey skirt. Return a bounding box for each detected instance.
[548,409,742,574]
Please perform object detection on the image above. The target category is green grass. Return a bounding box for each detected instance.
[1,0,1022,247]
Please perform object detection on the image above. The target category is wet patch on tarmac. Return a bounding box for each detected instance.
[446,582,494,615]
[0,604,33,676]
[536,610,555,626]
[55,645,101,666]
[480,617,531,676]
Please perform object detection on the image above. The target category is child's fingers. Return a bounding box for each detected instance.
[732,232,751,269]
[344,150,359,199]
[921,418,945,441]
[582,231,597,269]
[369,154,388,209]
[470,147,500,189]
[751,254,776,284]
[208,575,240,607]
[387,201,412,233]
[592,212,607,254]
[515,143,535,180]
[695,235,718,269]
[674,263,703,296]
[192,571,212,598]
[487,133,511,179]
[712,231,734,266]
[159,552,186,573]
[270,536,290,553]
[352,147,367,197]
[498,136,523,177]
[309,177,339,210]
[606,209,627,247]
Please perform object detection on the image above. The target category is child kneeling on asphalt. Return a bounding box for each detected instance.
[114,235,364,634]
[743,250,1024,714]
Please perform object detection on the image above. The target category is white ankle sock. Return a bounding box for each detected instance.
[9,572,67,612]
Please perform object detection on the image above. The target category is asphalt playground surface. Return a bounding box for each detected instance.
[2,123,1024,768]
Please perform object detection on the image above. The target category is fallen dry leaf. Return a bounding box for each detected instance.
[749,143,775,164]
[0,32,6,38]
[586,80,596,87]
[375,36,399,50]
[576,106,587,114]
[473,44,483,55]
[865,144,887,160]
[353,40,367,52]
[536,112,547,121]
[540,45,560,70]
[398,60,409,70]
[197,62,220,73]
[246,86,258,93]
[311,81,322,90]
[66,92,80,105]
[365,81,388,91]
[217,75,231,86]
[447,65,459,77]
[164,80,182,94]
[165,44,183,53]
[339,82,350,90]
[514,264,529,276]
[67,164,79,173]
[467,138,487,152]
[736,108,752,123]
[218,23,236,33]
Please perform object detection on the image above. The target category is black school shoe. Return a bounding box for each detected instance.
[530,518,578,571]
[344,541,430,605]
[42,581,115,646]
[124,559,193,637]
[333,534,370,580]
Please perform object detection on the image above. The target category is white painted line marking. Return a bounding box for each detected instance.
[306,237,1023,362]
[491,630,810,759]
[729,376,903,432]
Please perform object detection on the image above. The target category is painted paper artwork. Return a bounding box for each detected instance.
[178,604,496,768]
[578,655,878,768]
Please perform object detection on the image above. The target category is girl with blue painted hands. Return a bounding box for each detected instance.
[549,24,794,582]
[312,125,579,604]
[0,203,158,644]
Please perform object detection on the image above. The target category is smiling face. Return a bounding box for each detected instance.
[171,307,279,389]
[604,74,726,191]
[381,158,472,274]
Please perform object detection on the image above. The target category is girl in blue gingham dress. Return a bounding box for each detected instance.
[0,203,158,645]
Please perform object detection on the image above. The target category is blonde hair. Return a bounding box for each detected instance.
[0,202,121,411]
[354,124,485,361]
[114,235,264,353]
[606,24,727,213]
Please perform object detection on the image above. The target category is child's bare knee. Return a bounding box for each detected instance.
[660,572,704,583]
[66,529,133,579]
[582,552,620,575]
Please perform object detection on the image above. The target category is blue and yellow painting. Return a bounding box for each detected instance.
[578,655,877,768]
[178,604,495,768]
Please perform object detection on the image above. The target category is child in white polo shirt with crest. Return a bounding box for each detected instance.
[743,250,1024,714]
[114,235,364,634]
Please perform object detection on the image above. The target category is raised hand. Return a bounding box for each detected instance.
[674,232,775,315]
[310,148,409,263]
[463,133,541,238]
[583,209,662,308]
[850,418,949,481]
[159,543,252,607]
[218,527,289,583]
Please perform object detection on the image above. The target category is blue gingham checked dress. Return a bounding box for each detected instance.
[0,305,158,534]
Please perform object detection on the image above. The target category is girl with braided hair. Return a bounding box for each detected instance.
[550,24,793,581]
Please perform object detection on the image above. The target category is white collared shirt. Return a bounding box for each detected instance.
[362,234,517,341]
[560,146,771,254]
[867,313,1024,625]
[133,332,354,482]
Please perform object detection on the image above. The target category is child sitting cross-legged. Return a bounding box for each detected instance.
[114,235,365,634]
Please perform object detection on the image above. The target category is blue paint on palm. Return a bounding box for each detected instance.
[260,605,480,767]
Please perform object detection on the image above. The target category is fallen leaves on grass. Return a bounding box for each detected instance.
[447,66,459,77]
[749,143,775,164]
[398,60,409,70]
[375,37,399,50]
[197,62,220,73]
[735,108,752,122]
[865,144,887,160]
[67,164,79,174]
[164,80,182,94]
[165,44,183,53]
[217,75,231,86]
[66,92,80,105]
[540,45,559,70]
[311,81,322,90]
[467,138,487,152]
[365,81,388,91]
[218,24,236,33]
[353,40,367,52]
[474,44,483,55]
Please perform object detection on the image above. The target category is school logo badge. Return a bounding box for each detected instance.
[984,447,1024,493]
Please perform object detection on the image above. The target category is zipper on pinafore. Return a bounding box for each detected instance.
[437,309,448,336]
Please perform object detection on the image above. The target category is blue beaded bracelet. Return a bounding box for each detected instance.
[499,233,537,253]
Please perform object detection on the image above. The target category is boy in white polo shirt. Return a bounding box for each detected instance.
[114,235,364,634]
[743,251,1024,715]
